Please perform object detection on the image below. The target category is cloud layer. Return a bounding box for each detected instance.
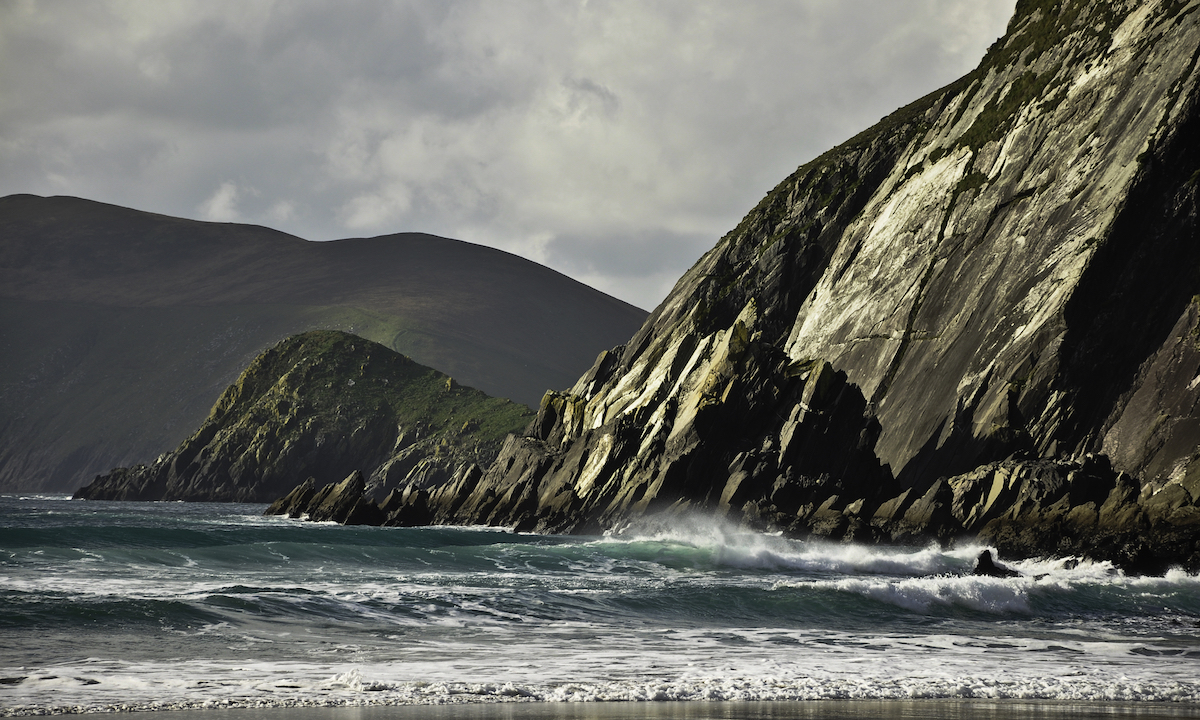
[0,0,1015,309]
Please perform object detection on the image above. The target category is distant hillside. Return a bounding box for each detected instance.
[347,0,1200,572]
[74,330,533,503]
[0,195,646,492]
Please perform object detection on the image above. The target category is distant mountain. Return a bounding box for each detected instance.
[0,195,646,492]
[75,330,533,504]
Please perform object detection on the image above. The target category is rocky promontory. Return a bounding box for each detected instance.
[288,0,1200,573]
[2,195,646,494]
[74,331,533,503]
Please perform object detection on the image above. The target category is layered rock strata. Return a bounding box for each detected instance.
[74,331,532,503]
[320,0,1200,572]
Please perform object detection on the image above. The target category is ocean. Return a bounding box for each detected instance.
[2,494,1199,717]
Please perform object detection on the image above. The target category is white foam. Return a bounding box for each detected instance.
[801,573,1033,613]
[758,544,1200,616]
[4,647,1200,715]
[603,514,967,576]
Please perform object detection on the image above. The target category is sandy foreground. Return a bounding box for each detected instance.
[100,701,1200,720]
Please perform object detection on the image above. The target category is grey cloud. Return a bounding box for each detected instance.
[563,78,621,118]
[541,227,710,311]
[0,0,1016,308]
[547,227,707,278]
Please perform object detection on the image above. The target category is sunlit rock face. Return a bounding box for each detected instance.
[371,1,1200,570]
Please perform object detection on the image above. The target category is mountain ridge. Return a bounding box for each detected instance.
[0,194,646,491]
[74,330,534,503]
[323,0,1200,571]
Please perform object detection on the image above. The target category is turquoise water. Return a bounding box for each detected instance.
[1,495,1199,714]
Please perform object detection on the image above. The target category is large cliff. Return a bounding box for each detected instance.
[280,1,1200,571]
[0,196,645,493]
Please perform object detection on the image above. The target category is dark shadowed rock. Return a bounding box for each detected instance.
[973,550,1020,578]
[264,471,385,525]
[307,471,378,524]
[265,477,318,518]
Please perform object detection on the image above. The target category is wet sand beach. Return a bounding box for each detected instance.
[127,701,1200,720]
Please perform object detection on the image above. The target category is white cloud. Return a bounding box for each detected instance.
[198,181,241,222]
[341,191,411,231]
[0,0,1017,310]
[267,200,295,223]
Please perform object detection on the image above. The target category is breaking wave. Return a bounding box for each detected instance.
[2,497,1198,714]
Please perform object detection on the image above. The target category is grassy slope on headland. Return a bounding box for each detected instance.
[74,330,535,503]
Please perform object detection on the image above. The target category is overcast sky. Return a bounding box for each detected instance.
[1,1,1015,310]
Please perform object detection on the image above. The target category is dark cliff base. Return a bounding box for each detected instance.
[266,378,1200,576]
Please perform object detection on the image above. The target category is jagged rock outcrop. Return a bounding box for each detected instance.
[274,1,1200,571]
[74,331,532,503]
[266,472,386,525]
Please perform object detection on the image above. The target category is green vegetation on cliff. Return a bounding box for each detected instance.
[73,330,534,503]
[211,330,531,449]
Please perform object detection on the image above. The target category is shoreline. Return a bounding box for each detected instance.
[7,699,1200,719]
[6,498,1198,717]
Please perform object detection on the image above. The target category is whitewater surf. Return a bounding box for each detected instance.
[1,495,1198,715]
